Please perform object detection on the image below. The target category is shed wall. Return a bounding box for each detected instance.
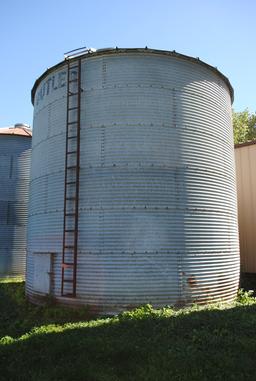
[235,143,256,273]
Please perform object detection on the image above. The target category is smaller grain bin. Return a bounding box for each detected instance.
[235,141,256,274]
[0,124,32,278]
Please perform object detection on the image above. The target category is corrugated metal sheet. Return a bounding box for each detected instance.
[0,132,32,277]
[26,49,239,313]
[235,142,256,273]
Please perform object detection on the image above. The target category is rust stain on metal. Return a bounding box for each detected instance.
[187,275,197,288]
[174,299,186,308]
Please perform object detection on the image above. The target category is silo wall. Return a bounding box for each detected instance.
[0,132,32,277]
[26,49,239,313]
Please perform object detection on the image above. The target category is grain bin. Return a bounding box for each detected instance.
[0,124,32,278]
[235,141,256,274]
[26,48,239,313]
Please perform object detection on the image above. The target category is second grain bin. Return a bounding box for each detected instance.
[26,48,239,313]
[0,124,32,278]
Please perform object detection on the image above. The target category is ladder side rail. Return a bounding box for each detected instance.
[61,60,71,296]
[73,58,82,295]
[61,58,82,297]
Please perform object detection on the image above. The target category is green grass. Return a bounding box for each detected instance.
[0,278,92,339]
[0,279,256,381]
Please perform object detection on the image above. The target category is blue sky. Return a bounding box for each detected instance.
[1,0,255,127]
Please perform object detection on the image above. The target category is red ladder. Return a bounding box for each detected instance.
[61,58,82,297]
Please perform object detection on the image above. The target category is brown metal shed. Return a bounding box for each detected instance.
[235,141,256,273]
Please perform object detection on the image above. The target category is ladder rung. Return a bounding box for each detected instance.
[68,92,79,96]
[65,197,76,200]
[65,229,75,232]
[63,279,73,283]
[69,79,78,83]
[64,245,75,248]
[67,136,77,140]
[68,106,79,111]
[67,121,78,125]
[66,165,77,169]
[66,181,76,185]
[65,212,76,216]
[67,151,77,154]
[62,263,74,269]
[68,65,78,69]
[62,293,75,298]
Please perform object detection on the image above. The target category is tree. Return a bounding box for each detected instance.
[233,109,256,144]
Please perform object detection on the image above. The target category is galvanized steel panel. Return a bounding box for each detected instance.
[26,49,239,313]
[0,135,31,277]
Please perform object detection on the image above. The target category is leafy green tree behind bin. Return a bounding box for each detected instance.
[233,109,256,144]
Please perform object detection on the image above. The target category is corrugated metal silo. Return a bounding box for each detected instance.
[26,48,239,313]
[0,124,32,278]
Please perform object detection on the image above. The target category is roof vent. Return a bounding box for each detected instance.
[14,123,31,129]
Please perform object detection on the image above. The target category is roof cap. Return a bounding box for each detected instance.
[31,47,234,105]
[0,123,32,137]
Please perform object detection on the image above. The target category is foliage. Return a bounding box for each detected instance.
[236,288,256,305]
[233,109,256,144]
[0,280,256,380]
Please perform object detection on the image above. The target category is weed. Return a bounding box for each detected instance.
[236,288,256,305]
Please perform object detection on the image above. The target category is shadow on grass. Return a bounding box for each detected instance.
[0,281,93,339]
[1,280,256,381]
[1,302,256,381]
